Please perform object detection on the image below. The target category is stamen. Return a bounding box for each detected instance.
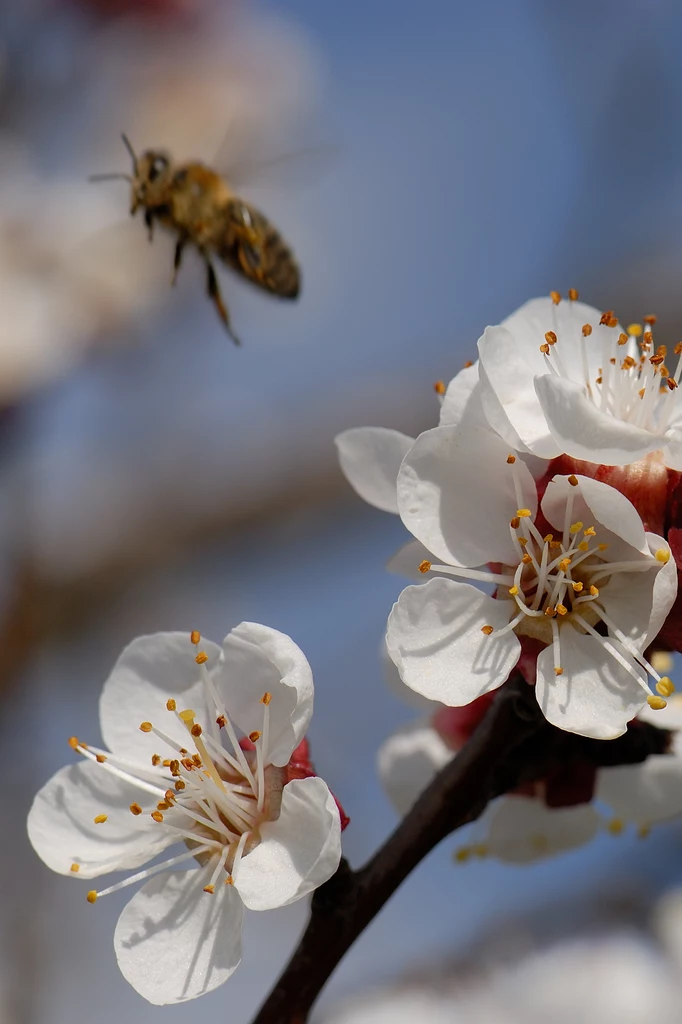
[93,814,108,824]
[88,845,214,902]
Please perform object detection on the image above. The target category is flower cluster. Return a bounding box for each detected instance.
[28,623,344,1004]
[338,290,682,857]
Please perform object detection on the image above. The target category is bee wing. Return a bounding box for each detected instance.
[222,144,341,191]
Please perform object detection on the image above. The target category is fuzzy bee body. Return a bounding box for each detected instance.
[93,136,301,344]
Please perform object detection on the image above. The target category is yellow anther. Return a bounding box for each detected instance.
[190,630,201,645]
[139,722,152,733]
[568,288,579,301]
[644,314,658,326]
[481,625,494,636]
[656,677,675,697]
[164,790,176,803]
[86,891,98,904]
[550,290,561,305]
[628,323,642,337]
[668,378,679,391]
[506,454,516,464]
[589,585,599,596]
[521,553,532,565]
[530,834,549,852]
[472,843,488,858]
[68,736,80,750]
[508,585,519,596]
[582,323,592,337]
[418,560,431,574]
[151,811,164,823]
[166,699,177,712]
[545,330,557,345]
[249,730,262,742]
[637,824,651,839]
[203,884,215,894]
[544,533,553,543]
[584,526,596,536]
[195,651,208,665]
[618,332,628,346]
[129,803,142,816]
[518,536,528,546]
[558,558,571,572]
[545,606,557,618]
[607,818,624,835]
[433,380,446,395]
[179,708,196,723]
[169,759,180,775]
[225,875,234,885]
[70,863,80,873]
[556,604,568,616]
[578,541,589,552]
[260,692,272,706]
[647,695,668,710]
[572,581,584,592]
[595,376,603,385]
[190,723,203,737]
[96,754,107,763]
[156,801,170,811]
[568,475,579,487]
[554,667,564,676]
[151,754,161,766]
[676,342,682,356]
[454,847,471,863]
[174,780,186,791]
[93,814,108,824]
[598,543,608,551]
[569,521,583,534]
[510,517,520,530]
[656,548,671,564]
[516,508,532,518]
[651,651,674,673]
[216,715,227,729]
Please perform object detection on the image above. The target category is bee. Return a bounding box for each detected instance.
[90,134,301,345]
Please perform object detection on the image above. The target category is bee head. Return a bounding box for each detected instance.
[130,150,172,212]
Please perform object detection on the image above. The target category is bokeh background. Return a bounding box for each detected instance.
[4,0,682,1021]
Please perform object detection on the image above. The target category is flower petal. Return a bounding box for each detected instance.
[382,638,438,711]
[535,625,647,739]
[377,719,452,816]
[27,760,173,879]
[535,373,666,466]
[115,863,243,1004]
[597,757,682,827]
[217,622,313,767]
[99,632,219,766]
[397,422,536,567]
[438,363,480,427]
[486,795,599,864]
[541,474,648,557]
[644,532,678,649]
[234,777,341,911]
[386,579,521,705]
[335,427,414,513]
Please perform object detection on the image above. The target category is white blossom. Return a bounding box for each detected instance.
[27,625,342,1005]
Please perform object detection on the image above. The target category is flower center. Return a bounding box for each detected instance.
[69,632,279,903]
[540,292,680,435]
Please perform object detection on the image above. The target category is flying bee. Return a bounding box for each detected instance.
[90,134,301,345]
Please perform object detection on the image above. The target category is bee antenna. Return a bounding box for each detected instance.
[88,172,133,183]
[121,133,138,170]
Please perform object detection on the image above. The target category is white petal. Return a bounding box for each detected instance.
[115,863,243,1004]
[234,777,341,911]
[382,638,438,711]
[386,579,521,705]
[217,622,313,767]
[438,363,480,427]
[541,474,648,557]
[335,427,414,513]
[535,373,666,466]
[486,795,599,864]
[397,422,536,567]
[478,359,532,454]
[644,532,678,649]
[535,625,647,739]
[27,760,173,878]
[478,324,560,458]
[597,757,682,826]
[99,632,219,766]
[662,428,682,471]
[377,719,452,816]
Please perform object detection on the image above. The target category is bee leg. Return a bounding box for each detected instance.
[205,257,241,346]
[171,237,187,287]
[144,210,154,242]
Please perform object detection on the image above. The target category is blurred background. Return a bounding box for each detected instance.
[5,0,682,1021]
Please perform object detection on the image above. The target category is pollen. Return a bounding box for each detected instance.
[618,333,628,346]
[568,288,579,301]
[554,667,564,676]
[93,814,108,824]
[628,323,642,337]
[249,730,262,742]
[569,521,583,535]
[190,630,201,644]
[584,526,596,536]
[433,380,446,395]
[157,801,170,811]
[556,604,568,616]
[607,818,624,835]
[68,736,80,750]
[572,581,584,592]
[164,790,176,803]
[509,585,519,596]
[418,560,431,574]
[668,378,679,390]
[510,517,520,530]
[463,360,473,368]
[578,541,589,552]
[545,606,557,618]
[517,508,532,518]
[129,803,142,816]
[544,331,557,345]
[225,875,234,885]
[203,884,215,894]
[589,585,599,596]
[656,677,675,697]
[522,553,533,564]
[174,780,186,791]
[558,558,572,572]
[70,863,80,873]
[95,754,107,763]
[86,891,98,904]
[216,715,227,728]
[139,722,152,733]
[166,698,177,712]
[190,723,203,737]
[151,811,164,823]
[647,695,668,710]
[582,323,592,337]
[656,548,671,564]
[676,342,682,356]
[481,625,494,635]
[195,651,209,665]
[568,475,579,487]
[644,314,658,325]
[544,533,553,543]
[518,536,528,546]
[260,692,272,706]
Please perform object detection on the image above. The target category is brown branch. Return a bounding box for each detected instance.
[250,676,544,1024]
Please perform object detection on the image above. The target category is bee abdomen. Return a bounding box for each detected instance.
[218,199,300,300]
